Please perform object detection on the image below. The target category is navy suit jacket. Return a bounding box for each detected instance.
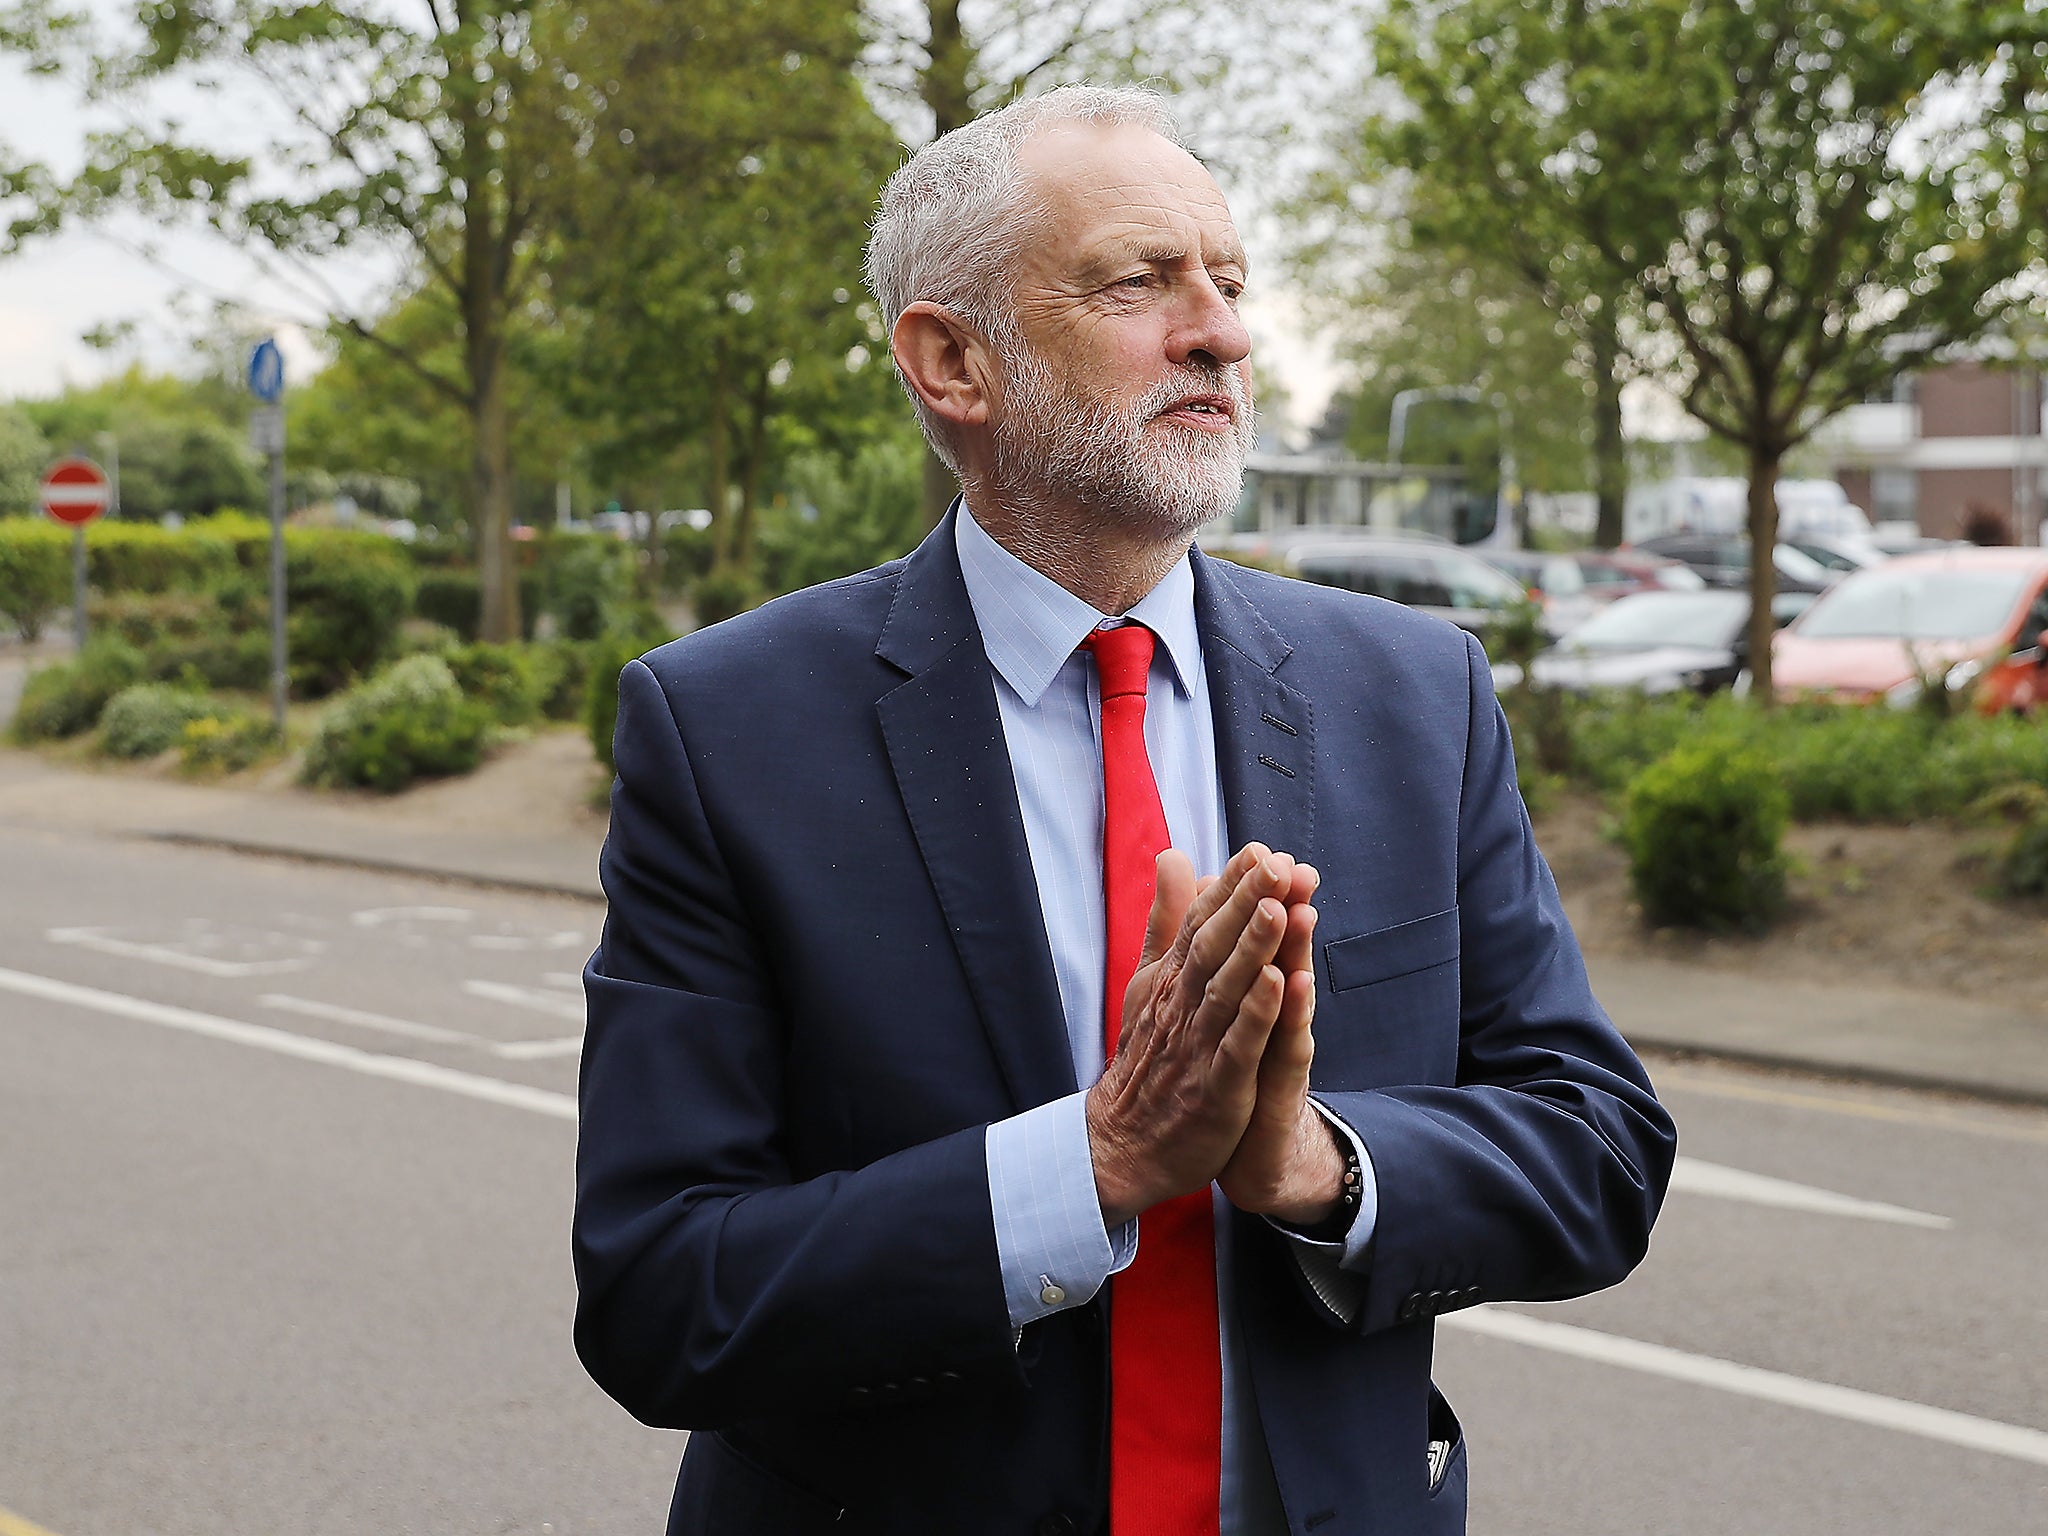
[574,513,1676,1535]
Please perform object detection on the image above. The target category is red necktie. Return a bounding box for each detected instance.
[1084,623,1222,1536]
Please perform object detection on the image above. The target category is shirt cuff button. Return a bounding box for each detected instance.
[1038,1277,1067,1306]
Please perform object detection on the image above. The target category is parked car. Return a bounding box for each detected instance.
[1633,534,1838,601]
[1277,534,1531,637]
[1783,532,1887,576]
[1473,550,1604,636]
[1513,589,1762,696]
[1770,547,2048,711]
[1478,548,1706,632]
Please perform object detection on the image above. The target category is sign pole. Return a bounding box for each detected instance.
[39,455,111,639]
[72,524,87,649]
[248,338,288,736]
[269,426,287,733]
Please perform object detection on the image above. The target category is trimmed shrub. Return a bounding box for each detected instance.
[83,520,237,593]
[284,542,416,697]
[1620,744,1790,932]
[585,628,673,771]
[530,638,590,722]
[541,536,633,640]
[444,641,541,725]
[302,654,492,792]
[689,567,762,628]
[98,684,219,759]
[0,522,69,639]
[179,710,278,774]
[145,628,274,692]
[415,569,482,640]
[10,638,148,741]
[90,589,223,649]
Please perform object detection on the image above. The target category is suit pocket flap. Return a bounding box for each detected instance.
[1325,908,1459,992]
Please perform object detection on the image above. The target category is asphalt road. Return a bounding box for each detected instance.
[3,824,2044,1534]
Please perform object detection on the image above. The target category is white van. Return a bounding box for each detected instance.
[1624,476,1873,543]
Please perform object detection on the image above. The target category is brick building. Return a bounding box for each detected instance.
[1818,359,2045,543]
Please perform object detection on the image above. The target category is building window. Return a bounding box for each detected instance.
[1871,467,1917,524]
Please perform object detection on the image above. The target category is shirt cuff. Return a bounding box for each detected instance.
[985,1090,1138,1329]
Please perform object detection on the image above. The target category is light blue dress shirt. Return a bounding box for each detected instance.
[958,506,1378,1534]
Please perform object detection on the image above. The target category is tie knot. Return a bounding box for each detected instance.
[1083,623,1155,700]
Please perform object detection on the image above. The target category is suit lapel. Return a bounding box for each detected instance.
[1193,550,1318,867]
[876,512,1076,1116]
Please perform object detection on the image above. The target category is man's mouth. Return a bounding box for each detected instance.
[1157,394,1237,430]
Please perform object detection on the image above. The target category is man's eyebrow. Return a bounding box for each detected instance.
[1093,242,1250,274]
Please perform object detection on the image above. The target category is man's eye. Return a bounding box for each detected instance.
[1116,274,1151,289]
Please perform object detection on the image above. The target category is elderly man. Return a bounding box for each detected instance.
[574,85,1674,1536]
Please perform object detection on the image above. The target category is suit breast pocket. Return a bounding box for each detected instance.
[1316,908,1460,1087]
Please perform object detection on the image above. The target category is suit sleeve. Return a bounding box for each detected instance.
[572,660,1022,1429]
[1316,632,1677,1335]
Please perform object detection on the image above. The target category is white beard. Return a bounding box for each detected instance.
[988,340,1256,540]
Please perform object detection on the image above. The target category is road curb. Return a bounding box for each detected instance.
[1626,1032,2048,1113]
[143,830,607,905]
[120,829,2048,1114]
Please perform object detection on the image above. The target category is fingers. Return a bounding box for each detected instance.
[1138,849,1197,971]
[1275,891,1319,982]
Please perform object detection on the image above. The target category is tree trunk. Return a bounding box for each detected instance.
[917,0,972,531]
[707,339,734,572]
[1590,312,1627,549]
[1745,447,1781,706]
[736,372,771,575]
[471,347,520,643]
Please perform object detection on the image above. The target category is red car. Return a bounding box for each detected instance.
[1770,547,2048,711]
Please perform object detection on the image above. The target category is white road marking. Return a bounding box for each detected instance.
[1444,1307,2048,1467]
[258,993,481,1047]
[468,930,585,952]
[46,924,319,978]
[542,971,585,989]
[352,906,473,926]
[489,1036,584,1060]
[464,978,587,1022]
[1670,1156,1950,1228]
[0,966,576,1122]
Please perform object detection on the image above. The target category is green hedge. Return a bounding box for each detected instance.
[1557,693,2048,823]
[11,638,147,741]
[0,524,68,639]
[98,683,219,759]
[1620,744,1789,932]
[302,654,492,792]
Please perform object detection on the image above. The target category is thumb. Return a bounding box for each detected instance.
[1139,849,1196,970]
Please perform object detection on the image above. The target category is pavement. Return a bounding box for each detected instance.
[4,638,2047,1109]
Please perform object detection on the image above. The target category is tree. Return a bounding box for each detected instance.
[1358,0,2048,700]
[18,366,264,517]
[540,0,903,594]
[5,0,598,639]
[1295,225,1596,505]
[0,403,51,514]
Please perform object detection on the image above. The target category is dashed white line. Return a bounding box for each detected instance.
[463,978,587,1022]
[1444,1308,2048,1466]
[258,992,481,1047]
[1670,1157,1950,1228]
[0,965,576,1122]
[46,925,318,978]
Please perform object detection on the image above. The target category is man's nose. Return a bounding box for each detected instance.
[1167,274,1251,370]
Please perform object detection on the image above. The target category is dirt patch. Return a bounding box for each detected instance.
[1538,792,2048,1014]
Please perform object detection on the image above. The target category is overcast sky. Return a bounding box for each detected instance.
[0,38,1345,432]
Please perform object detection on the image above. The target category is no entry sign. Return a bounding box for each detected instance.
[40,456,112,526]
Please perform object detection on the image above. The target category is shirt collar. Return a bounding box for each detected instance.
[955,501,1202,707]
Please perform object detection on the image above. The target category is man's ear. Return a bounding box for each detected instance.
[891,302,994,430]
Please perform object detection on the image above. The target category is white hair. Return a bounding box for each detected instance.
[864,84,1184,471]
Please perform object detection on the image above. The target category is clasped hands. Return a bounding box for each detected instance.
[1086,843,1344,1231]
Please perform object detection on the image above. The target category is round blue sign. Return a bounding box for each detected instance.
[248,338,285,404]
